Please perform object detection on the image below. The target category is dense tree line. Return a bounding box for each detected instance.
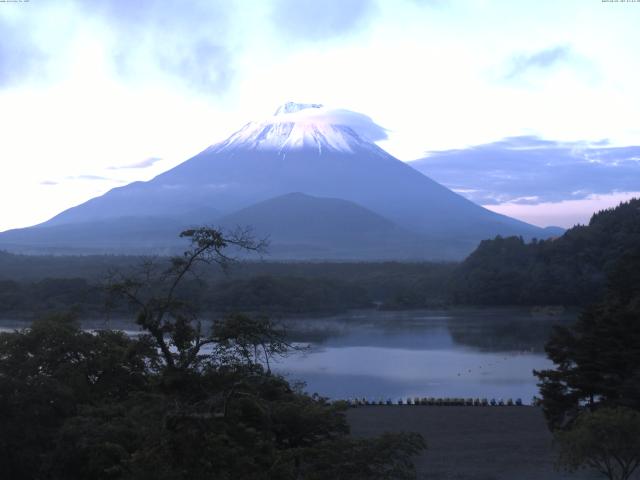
[0,250,141,281]
[451,198,640,306]
[0,252,453,284]
[0,263,454,318]
[0,278,103,316]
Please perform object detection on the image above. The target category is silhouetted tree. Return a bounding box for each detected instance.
[535,247,640,429]
[555,407,640,480]
[107,227,267,372]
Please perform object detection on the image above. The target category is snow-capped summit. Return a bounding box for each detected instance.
[273,102,323,115]
[210,103,385,155]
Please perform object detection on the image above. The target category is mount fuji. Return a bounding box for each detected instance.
[0,103,560,259]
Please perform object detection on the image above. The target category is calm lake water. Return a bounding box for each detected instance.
[272,308,575,404]
[0,308,575,404]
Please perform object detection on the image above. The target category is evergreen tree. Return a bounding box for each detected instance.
[534,247,640,429]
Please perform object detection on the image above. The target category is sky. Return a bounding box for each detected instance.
[1,0,639,231]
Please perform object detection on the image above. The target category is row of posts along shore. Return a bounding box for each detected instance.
[343,397,525,407]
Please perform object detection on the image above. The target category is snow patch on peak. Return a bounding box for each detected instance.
[210,105,389,155]
[274,102,324,116]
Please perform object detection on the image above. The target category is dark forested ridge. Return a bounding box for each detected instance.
[0,250,142,281]
[451,198,640,306]
[0,256,454,318]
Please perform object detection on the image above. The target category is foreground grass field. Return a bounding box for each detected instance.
[347,406,606,480]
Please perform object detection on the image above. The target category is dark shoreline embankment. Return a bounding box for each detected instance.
[347,406,602,480]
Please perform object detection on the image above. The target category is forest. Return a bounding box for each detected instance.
[450,198,640,306]
[0,257,454,318]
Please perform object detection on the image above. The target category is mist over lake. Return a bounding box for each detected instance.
[272,309,572,403]
[0,307,571,404]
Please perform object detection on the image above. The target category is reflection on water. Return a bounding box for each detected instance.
[273,308,575,403]
[0,308,575,403]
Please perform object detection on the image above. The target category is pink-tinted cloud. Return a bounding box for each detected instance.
[484,191,640,228]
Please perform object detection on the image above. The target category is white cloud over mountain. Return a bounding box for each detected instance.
[265,106,388,142]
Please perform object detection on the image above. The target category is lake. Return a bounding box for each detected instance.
[272,308,574,404]
[0,308,574,404]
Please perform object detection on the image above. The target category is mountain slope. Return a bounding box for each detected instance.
[0,216,193,255]
[217,192,447,260]
[0,103,556,258]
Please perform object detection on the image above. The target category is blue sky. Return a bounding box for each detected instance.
[1,0,639,230]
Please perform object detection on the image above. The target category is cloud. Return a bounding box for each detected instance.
[0,1,237,94]
[81,1,234,93]
[159,40,232,93]
[486,191,640,228]
[40,180,58,186]
[505,45,572,79]
[266,105,388,141]
[411,136,640,205]
[108,157,163,170]
[0,17,47,87]
[0,0,379,94]
[66,175,112,181]
[410,0,448,5]
[270,0,375,41]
